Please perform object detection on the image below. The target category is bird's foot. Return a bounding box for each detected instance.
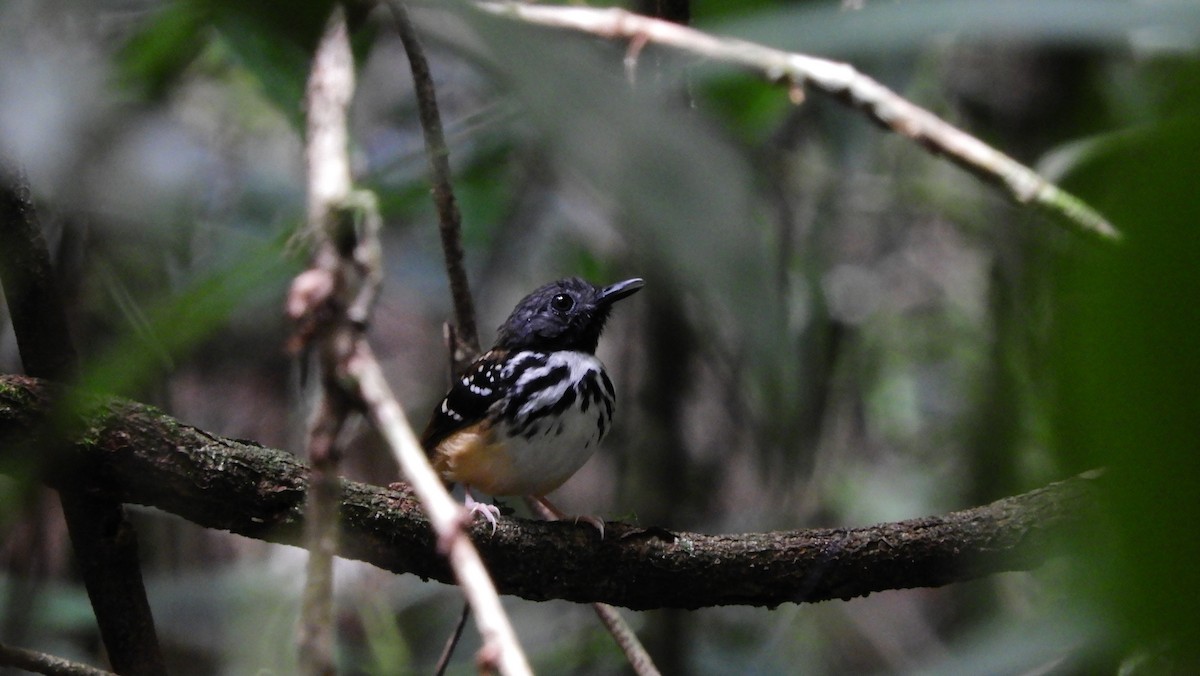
[463,489,502,534]
[530,495,605,539]
[571,513,606,539]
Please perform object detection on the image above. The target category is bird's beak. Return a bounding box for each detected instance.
[597,278,645,306]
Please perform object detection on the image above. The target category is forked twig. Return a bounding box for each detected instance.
[390,5,661,671]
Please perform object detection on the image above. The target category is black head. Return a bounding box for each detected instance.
[495,277,644,353]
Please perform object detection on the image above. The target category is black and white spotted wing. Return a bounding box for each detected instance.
[422,348,616,455]
[420,349,513,453]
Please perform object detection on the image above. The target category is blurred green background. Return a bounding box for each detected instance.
[1,0,1198,673]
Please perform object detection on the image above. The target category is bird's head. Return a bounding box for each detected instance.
[495,277,644,353]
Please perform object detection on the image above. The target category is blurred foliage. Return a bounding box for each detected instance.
[1,0,1199,673]
[76,235,297,399]
[119,0,338,124]
[1052,79,1200,660]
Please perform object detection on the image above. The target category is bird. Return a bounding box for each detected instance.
[421,276,644,533]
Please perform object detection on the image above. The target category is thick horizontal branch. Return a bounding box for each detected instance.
[0,375,1098,610]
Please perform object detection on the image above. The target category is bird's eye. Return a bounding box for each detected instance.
[550,293,574,313]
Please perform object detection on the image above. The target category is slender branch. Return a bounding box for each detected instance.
[296,395,346,676]
[389,0,481,367]
[475,2,1120,242]
[0,375,1100,610]
[0,641,115,676]
[0,162,166,675]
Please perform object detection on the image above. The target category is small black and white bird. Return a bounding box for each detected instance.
[421,277,644,531]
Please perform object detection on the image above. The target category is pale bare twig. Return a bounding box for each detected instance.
[592,603,661,676]
[296,397,346,676]
[475,2,1120,241]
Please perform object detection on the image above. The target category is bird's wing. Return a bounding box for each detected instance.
[420,349,511,453]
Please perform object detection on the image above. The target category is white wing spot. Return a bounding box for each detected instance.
[440,399,464,422]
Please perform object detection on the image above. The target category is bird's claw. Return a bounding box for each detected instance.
[530,495,605,539]
[438,492,501,553]
[571,514,605,539]
[464,491,501,535]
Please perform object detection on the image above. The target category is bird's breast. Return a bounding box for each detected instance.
[488,350,616,496]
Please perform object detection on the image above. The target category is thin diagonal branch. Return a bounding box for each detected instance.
[389,0,481,367]
[0,162,166,675]
[475,2,1120,242]
[0,375,1101,610]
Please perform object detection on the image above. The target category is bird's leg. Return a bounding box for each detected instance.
[528,495,605,539]
[462,486,501,534]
